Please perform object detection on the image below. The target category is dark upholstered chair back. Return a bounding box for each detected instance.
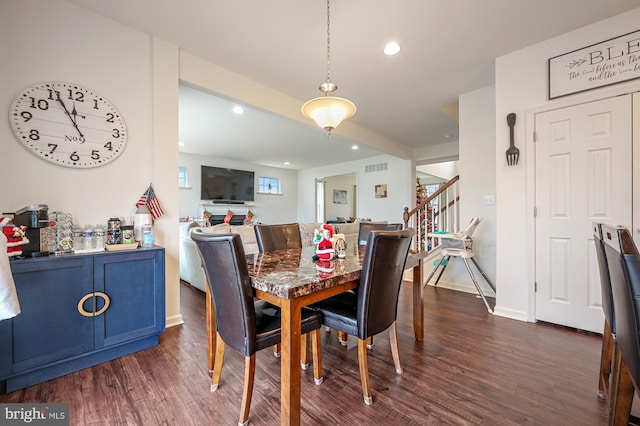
[190,232,258,356]
[593,223,615,334]
[358,222,403,245]
[602,224,640,389]
[254,223,302,253]
[356,229,414,338]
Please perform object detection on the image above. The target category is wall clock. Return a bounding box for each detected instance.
[9,82,127,168]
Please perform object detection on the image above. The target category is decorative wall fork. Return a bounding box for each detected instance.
[506,113,519,166]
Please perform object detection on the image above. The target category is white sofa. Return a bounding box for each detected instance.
[179,220,367,292]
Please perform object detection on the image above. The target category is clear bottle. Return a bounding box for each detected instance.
[72,225,84,252]
[94,224,105,250]
[142,223,154,248]
[83,225,94,251]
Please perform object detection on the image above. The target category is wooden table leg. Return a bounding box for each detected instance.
[206,284,216,372]
[412,258,424,342]
[280,298,302,426]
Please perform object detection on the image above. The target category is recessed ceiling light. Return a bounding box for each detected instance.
[232,105,244,114]
[351,145,359,150]
[384,42,401,56]
[284,161,290,166]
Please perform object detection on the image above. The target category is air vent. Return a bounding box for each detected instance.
[364,162,388,173]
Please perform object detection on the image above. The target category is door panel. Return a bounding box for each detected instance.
[535,95,632,332]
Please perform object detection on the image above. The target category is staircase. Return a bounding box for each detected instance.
[397,175,462,339]
[403,175,461,257]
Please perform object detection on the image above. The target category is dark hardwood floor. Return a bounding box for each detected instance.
[1,281,612,425]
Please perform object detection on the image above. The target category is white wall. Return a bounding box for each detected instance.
[422,87,497,296]
[298,155,413,224]
[1,0,181,326]
[179,153,298,224]
[457,86,497,293]
[416,161,459,180]
[494,7,640,321]
[324,174,356,221]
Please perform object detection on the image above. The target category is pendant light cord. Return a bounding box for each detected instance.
[326,0,331,84]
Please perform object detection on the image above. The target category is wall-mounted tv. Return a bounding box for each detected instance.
[201,165,255,203]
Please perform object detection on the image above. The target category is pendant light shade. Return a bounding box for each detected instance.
[302,0,356,134]
[301,95,356,133]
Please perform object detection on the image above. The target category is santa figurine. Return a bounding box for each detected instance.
[1,217,29,258]
[314,223,335,260]
[315,259,334,279]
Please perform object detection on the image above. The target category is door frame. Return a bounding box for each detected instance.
[524,84,640,323]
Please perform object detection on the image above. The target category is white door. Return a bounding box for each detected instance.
[535,95,632,333]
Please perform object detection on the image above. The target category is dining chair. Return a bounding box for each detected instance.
[313,228,414,405]
[191,232,323,426]
[601,224,640,426]
[254,222,304,359]
[357,222,403,245]
[254,223,302,253]
[592,223,617,404]
[335,222,402,346]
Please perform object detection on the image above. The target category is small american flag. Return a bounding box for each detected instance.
[136,185,164,219]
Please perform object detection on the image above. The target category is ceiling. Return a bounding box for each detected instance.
[71,0,640,170]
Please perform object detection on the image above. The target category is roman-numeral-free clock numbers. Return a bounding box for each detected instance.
[9,82,127,168]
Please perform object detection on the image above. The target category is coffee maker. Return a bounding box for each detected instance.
[13,204,50,257]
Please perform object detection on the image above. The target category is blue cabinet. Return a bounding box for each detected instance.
[0,247,165,392]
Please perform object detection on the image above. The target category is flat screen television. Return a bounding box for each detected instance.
[200,165,255,203]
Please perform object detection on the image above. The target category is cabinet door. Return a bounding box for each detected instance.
[0,320,11,378]
[9,257,94,372]
[94,249,165,348]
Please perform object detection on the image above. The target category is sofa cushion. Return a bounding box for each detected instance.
[334,222,359,236]
[298,222,323,247]
[231,225,259,254]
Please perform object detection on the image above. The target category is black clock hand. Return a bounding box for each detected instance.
[56,97,85,139]
[71,103,85,122]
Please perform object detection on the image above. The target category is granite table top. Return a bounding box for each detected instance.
[246,245,364,299]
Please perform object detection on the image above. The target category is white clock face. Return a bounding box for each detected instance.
[9,82,127,168]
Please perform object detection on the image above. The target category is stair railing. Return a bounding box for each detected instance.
[403,175,460,254]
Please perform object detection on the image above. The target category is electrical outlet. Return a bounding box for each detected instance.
[483,195,495,205]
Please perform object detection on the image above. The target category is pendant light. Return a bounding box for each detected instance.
[301,0,356,135]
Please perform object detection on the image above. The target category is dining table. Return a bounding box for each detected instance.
[204,243,426,425]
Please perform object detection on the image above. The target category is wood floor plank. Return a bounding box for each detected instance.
[1,280,613,425]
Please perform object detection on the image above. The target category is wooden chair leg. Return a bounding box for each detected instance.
[273,343,281,358]
[301,334,310,370]
[389,321,403,375]
[338,331,348,346]
[239,354,256,426]
[311,329,323,385]
[609,347,633,426]
[366,336,374,349]
[206,284,216,372]
[211,333,225,392]
[357,338,373,405]
[598,320,614,401]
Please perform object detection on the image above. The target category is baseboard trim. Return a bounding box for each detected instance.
[166,313,184,328]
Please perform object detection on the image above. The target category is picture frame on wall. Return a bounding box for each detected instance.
[333,189,347,204]
[375,184,387,199]
[548,29,640,99]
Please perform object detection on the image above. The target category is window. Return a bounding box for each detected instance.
[178,166,189,188]
[258,177,281,194]
[425,183,440,211]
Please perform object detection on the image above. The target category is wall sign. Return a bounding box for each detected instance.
[375,184,387,199]
[548,29,640,99]
[333,189,347,204]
